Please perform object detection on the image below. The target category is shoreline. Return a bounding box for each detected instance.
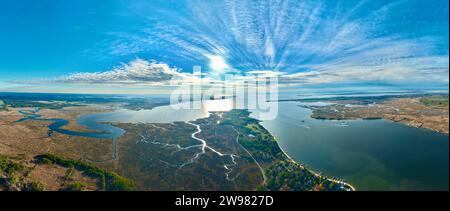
[262,126,356,191]
[309,115,449,135]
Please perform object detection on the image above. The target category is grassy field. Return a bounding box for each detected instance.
[0,99,5,110]
[35,153,134,191]
[420,95,449,108]
[1,153,134,191]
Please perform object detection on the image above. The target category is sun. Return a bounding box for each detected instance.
[207,55,229,71]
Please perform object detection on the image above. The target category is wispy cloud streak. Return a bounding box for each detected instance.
[14,0,449,88]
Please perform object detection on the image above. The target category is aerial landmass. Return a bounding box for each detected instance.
[304,95,449,134]
[0,95,352,191]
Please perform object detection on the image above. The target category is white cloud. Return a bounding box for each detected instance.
[279,65,449,85]
[80,0,448,88]
[9,56,448,89]
[55,59,199,85]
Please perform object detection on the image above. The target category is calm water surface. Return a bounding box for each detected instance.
[251,102,449,191]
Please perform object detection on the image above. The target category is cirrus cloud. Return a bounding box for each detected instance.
[9,57,448,88]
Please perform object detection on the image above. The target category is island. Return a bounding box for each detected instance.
[1,153,133,191]
[302,95,449,134]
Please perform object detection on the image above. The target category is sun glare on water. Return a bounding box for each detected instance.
[203,99,233,112]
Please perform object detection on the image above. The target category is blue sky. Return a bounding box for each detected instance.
[0,0,448,93]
